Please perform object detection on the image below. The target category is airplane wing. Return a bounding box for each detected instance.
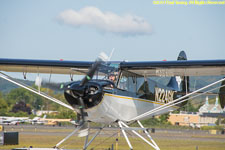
[120,60,225,77]
[1,58,225,77]
[0,58,93,75]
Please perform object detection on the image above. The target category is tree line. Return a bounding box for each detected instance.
[0,86,76,119]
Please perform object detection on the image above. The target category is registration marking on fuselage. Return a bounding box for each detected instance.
[155,87,175,103]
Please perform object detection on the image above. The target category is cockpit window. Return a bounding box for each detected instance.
[117,73,128,90]
[117,71,142,92]
[94,62,119,81]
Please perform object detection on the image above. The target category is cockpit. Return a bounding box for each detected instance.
[115,70,156,100]
[92,62,156,100]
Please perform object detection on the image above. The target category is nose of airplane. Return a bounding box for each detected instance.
[64,81,103,109]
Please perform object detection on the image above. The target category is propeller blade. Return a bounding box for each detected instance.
[80,52,108,87]
[80,61,101,87]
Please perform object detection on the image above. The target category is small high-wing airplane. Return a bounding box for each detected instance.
[0,116,29,125]
[0,51,225,150]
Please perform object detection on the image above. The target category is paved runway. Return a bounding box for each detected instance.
[1,124,225,150]
[3,124,225,143]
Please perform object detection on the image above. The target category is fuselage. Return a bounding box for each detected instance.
[64,71,188,124]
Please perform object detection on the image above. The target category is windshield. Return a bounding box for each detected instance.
[95,62,119,82]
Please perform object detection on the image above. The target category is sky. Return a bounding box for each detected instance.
[0,0,225,63]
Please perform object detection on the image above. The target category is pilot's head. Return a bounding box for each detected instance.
[109,74,116,82]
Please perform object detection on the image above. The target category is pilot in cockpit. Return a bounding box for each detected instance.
[108,71,118,84]
[109,73,116,82]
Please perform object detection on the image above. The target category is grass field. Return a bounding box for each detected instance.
[1,125,225,150]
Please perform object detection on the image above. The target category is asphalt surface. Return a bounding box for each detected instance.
[2,124,225,143]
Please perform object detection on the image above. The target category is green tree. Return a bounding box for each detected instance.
[159,113,170,124]
[141,117,160,126]
[39,87,65,111]
[6,88,34,106]
[186,101,199,112]
[11,100,32,115]
[7,111,29,117]
[0,92,8,115]
[46,109,76,119]
[4,85,69,116]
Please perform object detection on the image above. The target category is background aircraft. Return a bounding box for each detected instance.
[0,116,29,125]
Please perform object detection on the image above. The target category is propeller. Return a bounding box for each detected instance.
[80,52,108,86]
[36,52,109,126]
[71,52,108,126]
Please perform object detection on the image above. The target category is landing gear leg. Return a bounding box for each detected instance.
[119,121,160,150]
[118,121,133,150]
[83,126,103,150]
[137,120,160,150]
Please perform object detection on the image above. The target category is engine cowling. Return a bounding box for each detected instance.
[64,81,102,109]
[64,80,114,109]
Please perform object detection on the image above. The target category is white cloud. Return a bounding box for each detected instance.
[57,6,152,36]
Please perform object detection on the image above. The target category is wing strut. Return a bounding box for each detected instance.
[0,72,74,111]
[129,78,225,121]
